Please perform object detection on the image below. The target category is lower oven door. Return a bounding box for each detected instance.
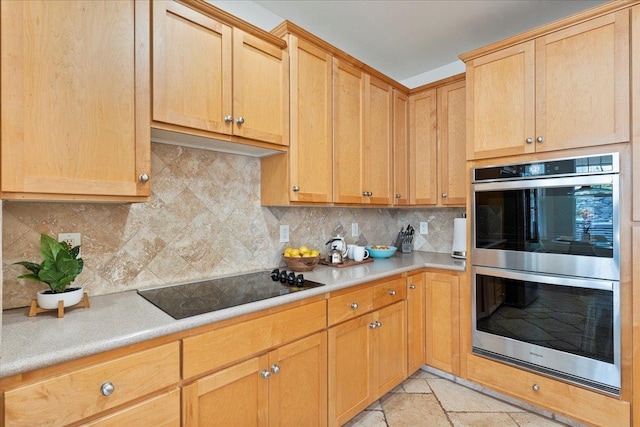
[472,266,620,395]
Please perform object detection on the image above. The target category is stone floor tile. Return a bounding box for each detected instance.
[402,377,433,394]
[509,412,569,426]
[382,393,451,427]
[389,384,405,393]
[367,400,383,410]
[428,379,525,413]
[343,410,387,427]
[409,369,431,379]
[449,412,518,427]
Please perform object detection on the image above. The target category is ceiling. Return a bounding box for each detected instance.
[216,0,608,87]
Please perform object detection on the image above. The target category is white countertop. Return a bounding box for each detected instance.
[0,251,465,378]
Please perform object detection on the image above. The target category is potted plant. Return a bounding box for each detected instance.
[15,233,85,309]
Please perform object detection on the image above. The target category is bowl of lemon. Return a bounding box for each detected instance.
[283,245,321,272]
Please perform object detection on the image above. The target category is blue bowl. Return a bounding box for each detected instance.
[366,245,397,258]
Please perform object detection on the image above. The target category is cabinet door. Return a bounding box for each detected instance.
[269,332,328,427]
[152,1,232,135]
[425,272,460,375]
[466,41,535,160]
[407,273,426,374]
[182,355,269,427]
[233,28,287,145]
[409,89,437,205]
[634,6,640,222]
[333,59,365,204]
[393,90,410,206]
[288,36,333,203]
[363,76,393,205]
[437,80,467,206]
[328,313,373,426]
[634,227,640,426]
[1,0,150,200]
[536,10,629,153]
[373,301,407,397]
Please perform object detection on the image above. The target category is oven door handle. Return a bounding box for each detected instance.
[473,266,617,292]
[472,173,615,192]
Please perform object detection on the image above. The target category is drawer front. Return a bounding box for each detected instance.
[4,342,180,427]
[328,287,374,326]
[80,388,180,427]
[373,278,406,309]
[183,299,327,379]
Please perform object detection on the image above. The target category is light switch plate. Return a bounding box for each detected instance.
[279,225,289,243]
[352,223,359,237]
[419,222,428,235]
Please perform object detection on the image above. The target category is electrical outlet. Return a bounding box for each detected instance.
[58,233,81,250]
[279,225,290,243]
[351,223,359,237]
[419,222,428,235]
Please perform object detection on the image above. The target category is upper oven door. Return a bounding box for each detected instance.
[472,173,619,280]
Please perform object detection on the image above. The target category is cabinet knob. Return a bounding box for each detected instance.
[532,383,540,392]
[369,322,378,329]
[441,193,448,198]
[270,364,280,374]
[375,320,382,328]
[236,116,245,125]
[292,186,300,192]
[536,136,544,143]
[350,302,359,310]
[100,381,115,396]
[261,370,271,379]
[526,137,533,144]
[224,115,233,123]
[409,284,416,289]
[362,191,367,197]
[395,194,401,198]
[139,173,150,183]
[388,290,397,296]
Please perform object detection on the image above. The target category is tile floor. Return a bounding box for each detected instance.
[344,368,583,427]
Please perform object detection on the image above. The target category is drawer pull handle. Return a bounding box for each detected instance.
[409,284,416,289]
[350,302,359,309]
[100,381,115,396]
[271,364,281,374]
[389,290,396,296]
[376,320,382,328]
[532,383,540,392]
[261,370,271,379]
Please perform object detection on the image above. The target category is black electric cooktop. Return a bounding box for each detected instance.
[137,269,325,320]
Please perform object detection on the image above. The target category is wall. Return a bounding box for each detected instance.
[2,143,464,309]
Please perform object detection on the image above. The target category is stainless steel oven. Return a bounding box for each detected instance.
[471,153,621,395]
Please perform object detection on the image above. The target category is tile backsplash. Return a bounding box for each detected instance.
[2,143,464,310]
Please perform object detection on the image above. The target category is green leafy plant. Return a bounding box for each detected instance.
[14,234,84,293]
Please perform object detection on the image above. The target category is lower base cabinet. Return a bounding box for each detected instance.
[182,331,327,426]
[328,300,407,426]
[407,272,426,373]
[425,271,460,375]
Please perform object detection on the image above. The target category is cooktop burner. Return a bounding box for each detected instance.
[137,269,325,320]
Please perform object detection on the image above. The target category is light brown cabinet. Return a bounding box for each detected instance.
[465,10,629,160]
[328,278,406,426]
[425,271,460,375]
[407,272,426,374]
[633,5,640,222]
[183,331,327,426]
[409,75,466,206]
[261,35,333,205]
[3,342,181,426]
[333,59,393,205]
[393,90,411,206]
[0,0,151,202]
[152,0,287,147]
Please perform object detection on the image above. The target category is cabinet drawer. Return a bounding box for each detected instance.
[80,388,180,427]
[4,342,180,427]
[328,287,374,326]
[373,278,406,309]
[183,300,327,379]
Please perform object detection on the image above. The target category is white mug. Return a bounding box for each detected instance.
[347,244,356,259]
[352,246,369,262]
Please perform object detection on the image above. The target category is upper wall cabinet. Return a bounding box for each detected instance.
[464,9,629,160]
[393,90,410,206]
[633,5,640,223]
[152,1,288,149]
[409,75,466,207]
[0,0,151,202]
[333,59,393,205]
[261,35,333,205]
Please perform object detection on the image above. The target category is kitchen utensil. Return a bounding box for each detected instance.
[326,235,348,264]
[351,246,369,262]
[367,245,397,258]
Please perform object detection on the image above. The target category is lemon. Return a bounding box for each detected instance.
[299,245,310,255]
[289,248,301,257]
[284,248,293,256]
[310,249,320,257]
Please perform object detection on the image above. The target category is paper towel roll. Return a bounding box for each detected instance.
[452,217,467,259]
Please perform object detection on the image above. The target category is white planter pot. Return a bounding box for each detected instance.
[36,287,84,309]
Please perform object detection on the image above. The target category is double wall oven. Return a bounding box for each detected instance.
[471,153,620,395]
